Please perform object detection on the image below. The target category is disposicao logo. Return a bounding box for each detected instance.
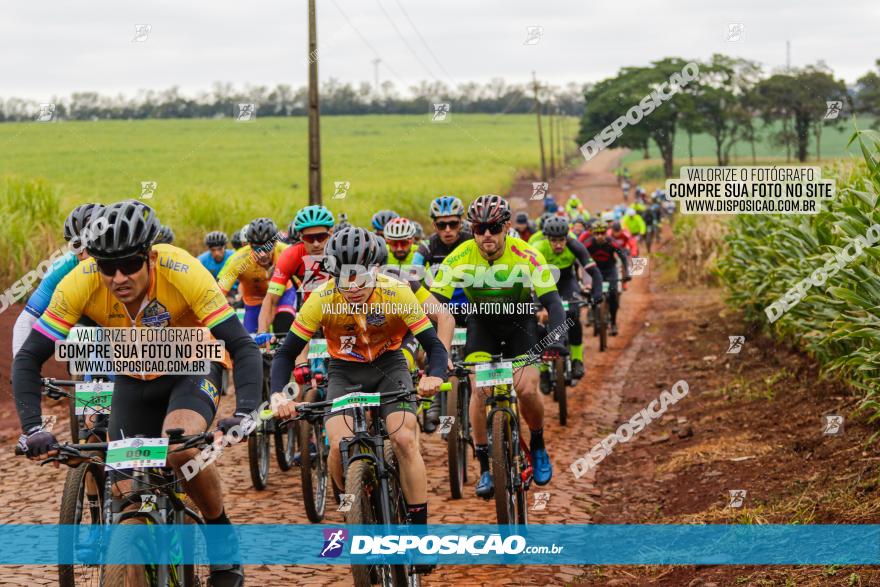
[320,528,348,558]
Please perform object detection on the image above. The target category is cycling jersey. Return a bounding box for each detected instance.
[290,273,433,363]
[413,231,472,267]
[13,252,80,357]
[430,236,557,306]
[386,243,418,267]
[580,234,629,270]
[622,214,646,236]
[268,242,331,302]
[527,230,545,245]
[610,230,639,256]
[531,237,602,300]
[217,242,288,306]
[197,249,234,280]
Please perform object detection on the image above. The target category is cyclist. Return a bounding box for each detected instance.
[528,212,556,245]
[622,207,647,243]
[580,219,631,336]
[543,193,558,213]
[384,217,419,267]
[258,205,335,338]
[12,203,104,357]
[217,218,290,334]
[430,195,567,498]
[570,216,589,239]
[154,224,175,245]
[13,200,260,587]
[371,209,399,237]
[198,231,233,280]
[335,212,352,232]
[512,211,536,242]
[414,196,471,269]
[565,193,584,217]
[412,221,425,246]
[532,216,603,380]
[269,227,449,528]
[230,226,245,250]
[621,180,631,201]
[284,218,302,245]
[610,221,639,257]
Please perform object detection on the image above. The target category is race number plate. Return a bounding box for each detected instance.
[308,338,330,359]
[475,362,514,387]
[74,381,113,415]
[562,301,570,311]
[452,328,467,347]
[105,438,168,471]
[330,392,381,413]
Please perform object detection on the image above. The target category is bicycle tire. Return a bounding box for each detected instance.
[68,395,80,444]
[491,410,515,526]
[383,440,417,587]
[298,387,327,523]
[553,357,567,426]
[274,419,296,471]
[102,517,158,587]
[181,497,209,587]
[599,303,608,352]
[58,461,105,587]
[248,427,271,490]
[345,459,393,587]
[446,375,466,499]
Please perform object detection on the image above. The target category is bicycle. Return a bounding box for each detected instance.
[16,429,215,586]
[291,386,423,586]
[587,288,609,352]
[291,346,331,523]
[251,332,297,490]
[41,378,109,444]
[442,353,542,527]
[547,299,591,426]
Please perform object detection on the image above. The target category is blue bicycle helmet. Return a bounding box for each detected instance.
[371,210,399,231]
[429,196,465,219]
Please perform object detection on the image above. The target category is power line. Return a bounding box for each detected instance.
[374,0,437,81]
[390,0,456,85]
[328,0,403,82]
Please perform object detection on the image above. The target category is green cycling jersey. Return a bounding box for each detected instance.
[386,243,418,267]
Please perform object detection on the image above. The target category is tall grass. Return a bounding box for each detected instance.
[0,177,62,285]
[717,130,880,421]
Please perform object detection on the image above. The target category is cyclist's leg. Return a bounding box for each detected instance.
[323,358,359,491]
[242,303,261,334]
[271,287,297,334]
[464,315,504,447]
[505,317,541,432]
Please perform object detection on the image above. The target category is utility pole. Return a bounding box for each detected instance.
[372,58,381,96]
[532,71,547,182]
[786,40,791,72]
[307,0,322,204]
[548,101,556,178]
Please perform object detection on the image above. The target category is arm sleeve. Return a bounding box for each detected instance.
[268,246,300,297]
[586,265,603,302]
[413,242,429,266]
[567,237,596,269]
[210,318,262,413]
[12,329,57,432]
[269,333,309,394]
[12,310,39,358]
[537,291,566,345]
[615,245,631,276]
[414,328,449,378]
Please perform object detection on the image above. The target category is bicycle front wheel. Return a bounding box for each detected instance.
[345,459,400,587]
[248,427,271,490]
[491,410,516,526]
[58,461,105,587]
[553,357,568,426]
[298,388,328,523]
[103,517,160,587]
[446,376,467,499]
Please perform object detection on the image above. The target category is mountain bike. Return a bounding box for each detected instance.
[291,364,330,523]
[250,332,296,490]
[291,386,422,587]
[547,299,591,426]
[588,287,609,352]
[17,429,215,586]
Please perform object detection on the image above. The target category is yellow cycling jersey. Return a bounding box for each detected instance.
[217,241,288,305]
[290,273,433,362]
[35,244,236,377]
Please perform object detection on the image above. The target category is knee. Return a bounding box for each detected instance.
[390,429,418,459]
[167,446,198,470]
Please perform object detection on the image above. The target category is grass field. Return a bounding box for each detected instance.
[0,114,580,284]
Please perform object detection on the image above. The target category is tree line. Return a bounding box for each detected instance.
[0,79,587,122]
[577,55,880,175]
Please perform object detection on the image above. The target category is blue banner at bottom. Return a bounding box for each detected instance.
[1,524,878,565]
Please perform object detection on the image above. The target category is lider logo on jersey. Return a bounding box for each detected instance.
[320,528,348,558]
[141,300,171,327]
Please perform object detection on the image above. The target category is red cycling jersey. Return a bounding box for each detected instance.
[609,229,638,256]
[268,242,331,302]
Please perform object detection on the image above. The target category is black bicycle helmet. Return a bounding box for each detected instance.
[371,210,399,232]
[154,225,175,245]
[467,195,511,225]
[542,216,570,238]
[86,200,160,259]
[514,211,530,224]
[245,218,278,245]
[204,231,227,248]
[324,227,385,276]
[230,230,243,249]
[64,203,105,244]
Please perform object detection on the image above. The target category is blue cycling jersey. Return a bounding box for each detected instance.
[198,249,234,279]
[24,252,79,318]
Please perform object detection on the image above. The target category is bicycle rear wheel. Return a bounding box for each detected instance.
[298,387,328,523]
[248,426,271,490]
[58,461,105,587]
[446,376,467,499]
[553,357,568,426]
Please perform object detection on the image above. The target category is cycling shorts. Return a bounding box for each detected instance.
[325,350,416,421]
[108,362,224,441]
[464,314,537,359]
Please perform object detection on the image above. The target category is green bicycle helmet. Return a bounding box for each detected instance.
[294,205,334,232]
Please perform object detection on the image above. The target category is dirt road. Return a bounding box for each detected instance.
[1,149,658,586]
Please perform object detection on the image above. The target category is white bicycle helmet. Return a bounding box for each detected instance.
[383,217,417,240]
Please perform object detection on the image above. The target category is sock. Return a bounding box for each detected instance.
[475,444,490,473]
[203,509,238,563]
[205,509,231,525]
[407,503,428,525]
[530,428,545,451]
[570,344,583,362]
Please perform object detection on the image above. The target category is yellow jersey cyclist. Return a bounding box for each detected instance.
[532,216,603,381]
[13,200,261,587]
[429,195,569,498]
[217,217,296,334]
[384,217,419,268]
[270,227,449,527]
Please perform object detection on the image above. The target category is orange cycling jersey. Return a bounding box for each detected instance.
[34,244,236,378]
[290,273,432,362]
[217,241,288,306]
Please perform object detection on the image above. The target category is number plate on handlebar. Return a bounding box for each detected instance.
[452,328,467,347]
[105,437,168,471]
[602,282,610,293]
[330,392,381,413]
[308,338,330,359]
[562,301,570,311]
[74,381,113,415]
[475,362,514,387]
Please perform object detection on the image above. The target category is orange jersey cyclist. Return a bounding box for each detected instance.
[270,227,449,527]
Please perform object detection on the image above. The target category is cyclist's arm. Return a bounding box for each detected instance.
[414,327,448,378]
[412,241,429,266]
[210,317,262,413]
[12,310,39,358]
[421,292,453,351]
[12,329,56,432]
[537,291,566,344]
[216,248,247,296]
[270,331,308,394]
[614,245,631,278]
[568,238,603,302]
[257,291,281,334]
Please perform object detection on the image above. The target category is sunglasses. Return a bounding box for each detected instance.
[435,220,461,231]
[388,239,413,250]
[301,232,330,244]
[95,255,147,277]
[474,222,505,236]
[337,268,376,291]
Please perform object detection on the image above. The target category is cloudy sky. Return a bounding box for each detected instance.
[3,0,877,99]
